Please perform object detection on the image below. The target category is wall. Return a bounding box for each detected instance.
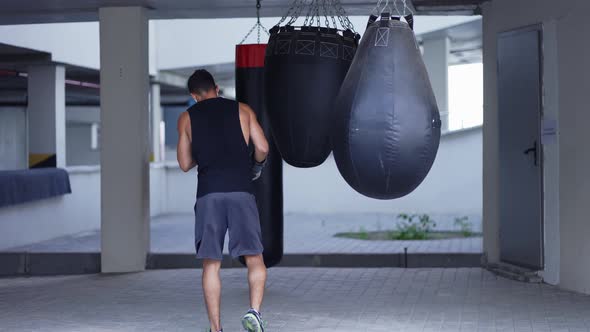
[0,107,27,170]
[66,124,100,166]
[146,127,484,221]
[0,105,102,168]
[0,125,480,249]
[65,106,101,167]
[482,0,590,294]
[0,166,101,250]
[149,163,198,216]
[283,127,482,228]
[164,162,198,213]
[163,106,186,148]
[555,9,590,295]
[0,163,196,250]
[161,127,484,224]
[150,165,166,217]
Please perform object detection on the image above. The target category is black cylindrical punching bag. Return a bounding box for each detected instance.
[236,44,284,267]
[265,26,360,168]
[332,14,442,200]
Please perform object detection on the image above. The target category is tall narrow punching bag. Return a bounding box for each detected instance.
[236,44,284,267]
[265,26,359,168]
[333,14,442,199]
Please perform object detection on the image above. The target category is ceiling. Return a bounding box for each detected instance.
[420,17,482,64]
[0,13,482,106]
[0,0,487,25]
[0,43,187,106]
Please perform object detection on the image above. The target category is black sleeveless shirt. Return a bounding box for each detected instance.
[188,97,253,198]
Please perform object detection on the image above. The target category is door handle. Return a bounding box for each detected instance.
[523,140,538,166]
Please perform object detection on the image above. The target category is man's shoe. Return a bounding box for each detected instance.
[241,309,264,332]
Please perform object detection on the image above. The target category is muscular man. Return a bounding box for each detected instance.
[177,69,269,332]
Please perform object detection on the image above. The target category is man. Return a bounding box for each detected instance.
[177,69,269,332]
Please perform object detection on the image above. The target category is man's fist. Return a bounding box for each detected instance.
[252,158,267,181]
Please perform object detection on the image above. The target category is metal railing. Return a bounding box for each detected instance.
[440,109,483,133]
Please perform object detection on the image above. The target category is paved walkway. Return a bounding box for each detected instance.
[1,268,589,331]
[6,213,482,254]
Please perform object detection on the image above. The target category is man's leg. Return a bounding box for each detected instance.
[244,254,267,311]
[203,259,222,332]
[227,193,266,331]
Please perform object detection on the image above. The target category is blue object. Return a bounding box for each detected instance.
[0,168,72,208]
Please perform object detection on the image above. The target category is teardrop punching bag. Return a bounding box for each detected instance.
[265,25,360,168]
[333,14,442,200]
[236,44,284,267]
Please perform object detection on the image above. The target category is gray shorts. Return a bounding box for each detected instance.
[194,192,264,260]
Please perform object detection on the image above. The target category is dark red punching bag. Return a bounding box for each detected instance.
[236,44,284,268]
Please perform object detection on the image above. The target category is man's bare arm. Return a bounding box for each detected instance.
[177,112,197,172]
[240,103,269,162]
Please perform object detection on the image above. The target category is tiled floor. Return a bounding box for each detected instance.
[6,213,482,254]
[1,268,589,331]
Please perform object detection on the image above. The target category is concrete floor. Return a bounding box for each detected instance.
[1,268,589,332]
[6,213,482,254]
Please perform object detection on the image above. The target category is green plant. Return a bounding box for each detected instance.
[395,213,436,240]
[357,226,369,240]
[418,214,436,233]
[454,216,472,237]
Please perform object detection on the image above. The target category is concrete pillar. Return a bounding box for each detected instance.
[150,82,163,162]
[27,64,66,168]
[99,6,150,273]
[423,36,450,132]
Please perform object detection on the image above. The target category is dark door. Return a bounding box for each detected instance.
[497,25,544,270]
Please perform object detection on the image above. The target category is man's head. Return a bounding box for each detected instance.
[187,69,219,102]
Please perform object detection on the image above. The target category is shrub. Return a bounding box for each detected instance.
[395,213,436,240]
[454,216,472,237]
[357,226,369,240]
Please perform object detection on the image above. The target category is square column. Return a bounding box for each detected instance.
[423,36,450,132]
[99,6,150,273]
[27,65,66,168]
[150,82,163,162]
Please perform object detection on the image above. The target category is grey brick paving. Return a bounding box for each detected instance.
[6,213,482,254]
[1,268,589,331]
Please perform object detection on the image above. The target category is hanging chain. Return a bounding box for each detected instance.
[239,24,258,45]
[381,0,393,14]
[239,0,269,45]
[275,0,356,32]
[372,0,384,14]
[335,0,348,30]
[316,1,321,27]
[393,0,414,17]
[286,0,305,25]
[401,0,414,15]
[322,0,330,28]
[303,0,313,26]
[329,0,338,29]
[256,0,264,43]
[334,0,355,32]
[276,0,299,26]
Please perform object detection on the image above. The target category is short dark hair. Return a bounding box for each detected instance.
[187,69,216,95]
